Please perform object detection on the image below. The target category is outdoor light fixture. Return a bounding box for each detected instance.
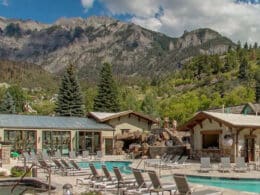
[63,183,73,195]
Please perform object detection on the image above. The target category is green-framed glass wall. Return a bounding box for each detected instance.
[42,131,71,155]
[78,131,101,154]
[4,130,37,152]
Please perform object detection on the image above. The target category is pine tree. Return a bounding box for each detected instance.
[55,64,84,117]
[254,42,258,49]
[255,70,260,103]
[0,91,16,114]
[256,81,260,103]
[238,57,249,80]
[93,62,120,112]
[141,93,157,116]
[236,41,241,52]
[244,42,248,50]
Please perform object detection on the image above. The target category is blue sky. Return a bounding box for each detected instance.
[1,0,260,43]
[0,0,132,23]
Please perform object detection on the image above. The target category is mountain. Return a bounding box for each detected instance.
[0,16,235,81]
[0,59,57,90]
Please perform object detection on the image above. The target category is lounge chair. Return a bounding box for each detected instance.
[76,163,104,186]
[168,156,189,168]
[113,166,136,188]
[89,163,104,180]
[22,152,33,163]
[174,174,222,195]
[147,170,176,195]
[102,165,117,182]
[218,157,231,172]
[38,159,56,173]
[171,155,181,163]
[125,169,153,194]
[53,150,62,159]
[82,150,90,161]
[199,157,212,172]
[41,150,52,162]
[95,151,103,161]
[69,151,77,160]
[52,159,67,175]
[91,165,118,192]
[160,155,173,166]
[70,159,89,171]
[61,159,73,170]
[234,157,247,172]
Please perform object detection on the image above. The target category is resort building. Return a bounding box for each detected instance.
[179,105,260,163]
[88,110,156,134]
[0,110,156,156]
[88,110,157,154]
[0,114,113,155]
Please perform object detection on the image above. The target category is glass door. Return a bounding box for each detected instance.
[85,132,93,154]
[105,138,113,155]
[78,131,101,154]
[245,137,255,162]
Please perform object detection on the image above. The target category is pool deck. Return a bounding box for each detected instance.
[2,156,260,195]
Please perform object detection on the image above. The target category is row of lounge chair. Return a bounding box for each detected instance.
[200,157,258,172]
[21,150,103,163]
[145,154,190,169]
[20,150,104,176]
[77,163,222,195]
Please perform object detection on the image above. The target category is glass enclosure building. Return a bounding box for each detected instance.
[0,114,113,155]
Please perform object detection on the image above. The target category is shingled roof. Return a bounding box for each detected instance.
[0,114,113,130]
[207,102,260,115]
[178,111,260,131]
[88,110,157,123]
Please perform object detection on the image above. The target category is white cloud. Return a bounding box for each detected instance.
[101,0,260,43]
[1,0,9,6]
[81,0,95,12]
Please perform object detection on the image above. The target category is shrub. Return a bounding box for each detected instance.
[11,166,31,177]
[81,192,102,195]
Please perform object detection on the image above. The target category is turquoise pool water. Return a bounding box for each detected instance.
[187,175,260,193]
[77,161,132,174]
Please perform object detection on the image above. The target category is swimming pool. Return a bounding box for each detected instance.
[187,175,260,193]
[77,161,132,174]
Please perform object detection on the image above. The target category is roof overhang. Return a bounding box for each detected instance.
[88,110,157,123]
[178,111,260,131]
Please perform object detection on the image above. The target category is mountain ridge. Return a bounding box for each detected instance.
[0,16,235,81]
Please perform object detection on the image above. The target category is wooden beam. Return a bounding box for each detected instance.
[235,128,244,159]
[208,118,212,123]
[200,130,222,134]
[199,123,203,128]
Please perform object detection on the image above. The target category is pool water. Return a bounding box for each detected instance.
[78,161,132,174]
[187,176,260,193]
[0,186,47,195]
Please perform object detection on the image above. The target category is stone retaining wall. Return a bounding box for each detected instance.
[149,146,186,158]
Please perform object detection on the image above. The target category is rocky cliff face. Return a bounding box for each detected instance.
[0,16,235,80]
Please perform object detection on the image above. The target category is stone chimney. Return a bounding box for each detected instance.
[172,119,177,130]
[163,117,169,128]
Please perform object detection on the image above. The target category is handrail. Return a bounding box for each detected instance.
[11,162,52,195]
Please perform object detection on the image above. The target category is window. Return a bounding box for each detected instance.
[121,129,130,134]
[42,131,71,154]
[4,130,36,152]
[202,134,219,149]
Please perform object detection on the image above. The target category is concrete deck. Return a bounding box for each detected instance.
[2,156,260,195]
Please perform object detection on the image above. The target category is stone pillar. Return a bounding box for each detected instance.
[36,129,42,152]
[71,130,76,151]
[0,145,11,164]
